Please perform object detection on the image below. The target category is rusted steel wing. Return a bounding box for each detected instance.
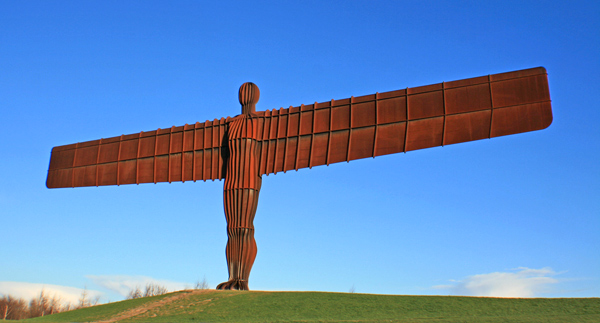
[256,67,552,175]
[47,67,552,188]
[47,119,229,188]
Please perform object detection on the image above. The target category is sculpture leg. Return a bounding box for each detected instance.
[217,187,260,290]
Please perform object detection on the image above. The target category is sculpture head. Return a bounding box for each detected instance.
[239,82,260,115]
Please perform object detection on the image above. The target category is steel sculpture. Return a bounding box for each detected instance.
[46,67,553,290]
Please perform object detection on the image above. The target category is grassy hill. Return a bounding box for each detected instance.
[20,290,600,323]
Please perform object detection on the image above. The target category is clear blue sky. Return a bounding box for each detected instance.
[1,1,598,303]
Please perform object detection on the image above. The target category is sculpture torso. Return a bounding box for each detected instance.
[224,115,262,191]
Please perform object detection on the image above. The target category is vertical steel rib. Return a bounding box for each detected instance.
[203,121,209,181]
[95,138,102,187]
[201,125,205,181]
[283,108,291,172]
[265,111,272,175]
[182,125,186,183]
[154,129,159,184]
[488,74,494,138]
[441,82,447,146]
[136,131,142,184]
[308,103,317,169]
[295,106,303,171]
[117,134,123,186]
[260,112,268,175]
[326,100,334,166]
[372,93,379,157]
[273,109,281,174]
[404,89,409,152]
[71,143,78,188]
[210,122,215,181]
[192,123,197,182]
[218,119,223,180]
[346,96,353,162]
[168,126,173,183]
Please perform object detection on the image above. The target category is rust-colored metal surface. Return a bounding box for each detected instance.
[46,67,553,290]
[217,83,262,290]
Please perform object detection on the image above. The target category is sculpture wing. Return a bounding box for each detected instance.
[256,67,552,176]
[47,67,553,187]
[47,118,229,188]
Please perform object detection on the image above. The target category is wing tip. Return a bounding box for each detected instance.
[540,103,553,130]
[534,66,547,74]
[46,172,59,189]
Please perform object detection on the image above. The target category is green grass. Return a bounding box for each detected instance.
[20,290,600,323]
[19,293,173,323]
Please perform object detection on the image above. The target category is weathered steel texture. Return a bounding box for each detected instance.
[255,66,552,174]
[46,67,553,291]
[46,67,552,188]
[46,119,229,188]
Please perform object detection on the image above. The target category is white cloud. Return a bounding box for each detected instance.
[0,282,103,305]
[86,275,188,297]
[433,267,560,298]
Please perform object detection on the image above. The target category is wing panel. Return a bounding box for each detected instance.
[352,101,376,128]
[311,133,329,167]
[73,145,99,167]
[138,157,154,184]
[331,105,350,131]
[139,136,156,158]
[168,153,182,182]
[374,122,406,157]
[47,168,72,188]
[288,113,300,137]
[203,149,213,181]
[349,126,376,160]
[194,128,205,150]
[183,130,194,151]
[278,114,289,138]
[183,151,194,182]
[193,150,204,182]
[155,155,169,183]
[98,142,119,164]
[120,139,139,161]
[156,134,170,155]
[491,74,550,108]
[264,139,276,174]
[274,138,285,173]
[98,162,117,186]
[407,88,444,120]
[73,165,96,187]
[445,75,489,89]
[170,131,184,154]
[406,117,444,152]
[314,108,330,133]
[377,96,407,124]
[283,137,298,172]
[444,110,491,145]
[445,83,491,114]
[328,130,349,164]
[491,102,553,137]
[299,110,313,135]
[204,124,213,148]
[119,159,137,185]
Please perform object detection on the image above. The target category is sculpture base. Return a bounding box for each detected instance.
[216,279,249,291]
